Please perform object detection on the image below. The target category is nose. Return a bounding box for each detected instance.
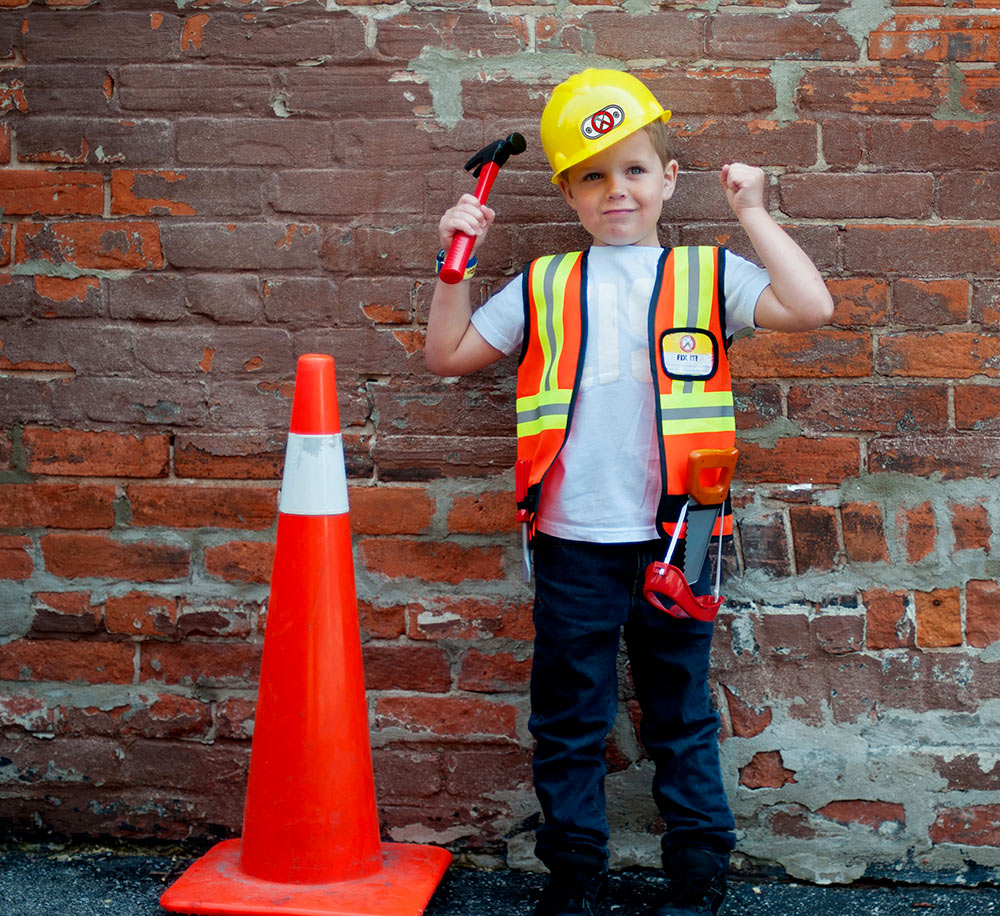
[606,175,626,198]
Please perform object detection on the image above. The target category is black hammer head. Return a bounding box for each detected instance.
[464,132,527,177]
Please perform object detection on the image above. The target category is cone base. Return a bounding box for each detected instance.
[160,839,452,916]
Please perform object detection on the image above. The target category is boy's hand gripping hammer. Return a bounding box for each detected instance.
[439,132,527,285]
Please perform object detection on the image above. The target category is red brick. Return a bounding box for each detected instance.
[41,533,189,581]
[357,600,407,641]
[17,220,164,270]
[868,119,1000,171]
[203,539,274,585]
[104,591,178,637]
[176,118,332,167]
[369,383,512,441]
[0,124,9,162]
[737,437,860,485]
[972,285,1000,331]
[723,687,772,738]
[360,538,505,584]
[22,427,170,477]
[955,385,1000,431]
[966,580,1000,648]
[871,15,1000,62]
[160,221,321,270]
[176,596,255,639]
[733,381,782,429]
[373,695,518,739]
[671,118,818,170]
[0,638,134,683]
[127,483,277,529]
[215,697,256,740]
[734,511,791,577]
[914,588,962,648]
[842,503,889,563]
[739,750,797,789]
[139,642,261,687]
[951,501,990,552]
[348,486,435,535]
[758,613,811,658]
[933,753,1000,792]
[811,613,864,655]
[790,506,840,572]
[406,596,533,642]
[0,535,33,580]
[0,170,103,216]
[846,225,1000,276]
[29,276,103,318]
[110,170,196,216]
[0,482,115,529]
[892,279,969,327]
[0,692,57,733]
[788,383,947,434]
[878,331,1000,379]
[119,739,250,794]
[930,805,1000,846]
[457,649,531,693]
[443,746,533,796]
[632,67,776,117]
[730,329,872,379]
[372,747,444,800]
[29,590,102,636]
[779,172,932,219]
[898,501,937,563]
[870,435,1000,479]
[798,66,948,115]
[63,694,213,740]
[173,432,284,480]
[939,171,1000,220]
[362,645,452,692]
[709,11,857,58]
[864,588,913,650]
[447,489,517,535]
[817,800,905,829]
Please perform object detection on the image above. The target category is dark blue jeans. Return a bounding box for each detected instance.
[528,532,735,872]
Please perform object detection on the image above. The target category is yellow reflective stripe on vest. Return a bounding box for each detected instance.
[669,246,718,397]
[530,252,578,392]
[658,391,736,436]
[517,388,573,436]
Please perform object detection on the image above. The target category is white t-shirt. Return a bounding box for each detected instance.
[471,245,770,543]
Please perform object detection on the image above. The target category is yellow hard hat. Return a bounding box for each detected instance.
[540,69,672,185]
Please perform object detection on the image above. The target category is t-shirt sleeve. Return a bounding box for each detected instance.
[469,273,525,357]
[723,250,771,333]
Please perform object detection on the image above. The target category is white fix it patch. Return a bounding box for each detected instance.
[661,329,716,379]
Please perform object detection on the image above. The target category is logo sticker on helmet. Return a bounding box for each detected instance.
[581,105,625,140]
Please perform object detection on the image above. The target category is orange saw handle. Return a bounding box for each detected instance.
[685,447,739,506]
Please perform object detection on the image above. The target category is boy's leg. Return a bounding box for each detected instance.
[623,544,735,883]
[528,533,631,875]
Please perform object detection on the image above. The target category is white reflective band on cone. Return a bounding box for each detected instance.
[278,432,350,516]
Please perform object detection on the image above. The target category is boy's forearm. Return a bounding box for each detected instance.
[737,206,834,329]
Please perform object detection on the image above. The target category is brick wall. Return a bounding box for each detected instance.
[1,0,999,886]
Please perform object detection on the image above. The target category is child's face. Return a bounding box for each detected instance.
[557,128,678,248]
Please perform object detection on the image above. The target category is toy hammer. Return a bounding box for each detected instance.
[439,132,526,284]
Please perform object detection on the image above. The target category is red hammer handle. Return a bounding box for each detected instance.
[439,162,500,285]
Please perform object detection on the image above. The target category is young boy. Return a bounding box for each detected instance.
[425,69,833,916]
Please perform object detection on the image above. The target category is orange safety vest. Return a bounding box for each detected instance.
[515,246,736,539]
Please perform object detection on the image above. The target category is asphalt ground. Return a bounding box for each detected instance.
[0,846,997,916]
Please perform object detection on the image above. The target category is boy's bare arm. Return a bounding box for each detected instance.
[721,163,835,332]
[425,194,506,377]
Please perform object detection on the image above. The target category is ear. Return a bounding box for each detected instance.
[558,177,579,213]
[662,159,679,202]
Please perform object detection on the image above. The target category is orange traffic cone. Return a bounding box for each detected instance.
[161,353,452,916]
